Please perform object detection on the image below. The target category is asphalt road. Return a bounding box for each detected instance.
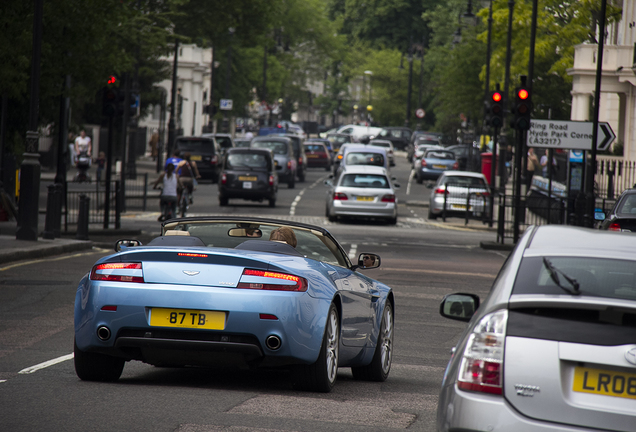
[1,152,509,431]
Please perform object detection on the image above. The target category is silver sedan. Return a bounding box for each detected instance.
[325,165,399,224]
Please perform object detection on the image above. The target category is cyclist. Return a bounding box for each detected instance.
[176,152,201,204]
[152,163,184,221]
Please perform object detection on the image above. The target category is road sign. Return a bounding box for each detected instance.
[415,108,425,119]
[527,119,615,150]
[220,99,233,111]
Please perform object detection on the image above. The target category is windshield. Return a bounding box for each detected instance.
[425,150,455,160]
[162,221,349,267]
[443,176,487,188]
[251,140,288,155]
[513,256,636,301]
[304,144,326,153]
[345,152,385,167]
[226,153,270,170]
[617,194,636,215]
[340,174,390,189]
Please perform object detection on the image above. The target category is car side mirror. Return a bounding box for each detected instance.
[115,239,142,252]
[439,293,480,322]
[354,253,380,270]
[393,183,401,189]
[324,180,333,187]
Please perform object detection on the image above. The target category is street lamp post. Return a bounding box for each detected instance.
[167,40,179,160]
[364,70,373,123]
[405,37,414,129]
[223,27,235,134]
[16,0,43,241]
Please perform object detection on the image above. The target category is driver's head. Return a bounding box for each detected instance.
[269,226,297,248]
[362,255,375,266]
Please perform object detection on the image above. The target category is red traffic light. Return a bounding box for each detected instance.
[517,88,529,100]
[107,75,117,85]
[492,92,502,102]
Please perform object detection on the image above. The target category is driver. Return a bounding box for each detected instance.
[269,226,297,248]
[362,254,376,268]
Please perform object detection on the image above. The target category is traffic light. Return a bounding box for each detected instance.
[102,75,124,117]
[489,91,504,128]
[512,86,532,130]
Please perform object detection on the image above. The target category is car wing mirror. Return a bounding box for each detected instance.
[324,180,333,187]
[353,253,381,271]
[439,293,480,322]
[115,239,142,252]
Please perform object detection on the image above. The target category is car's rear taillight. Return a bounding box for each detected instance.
[457,309,507,395]
[287,160,292,170]
[453,161,459,170]
[609,222,622,231]
[269,175,275,186]
[421,159,427,167]
[333,192,348,200]
[237,269,308,292]
[298,156,303,164]
[435,187,447,195]
[90,263,144,283]
[221,173,227,185]
[381,194,396,203]
[211,155,218,165]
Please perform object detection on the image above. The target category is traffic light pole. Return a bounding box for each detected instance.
[104,113,114,229]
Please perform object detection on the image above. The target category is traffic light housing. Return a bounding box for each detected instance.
[488,91,504,128]
[513,87,532,130]
[102,75,124,117]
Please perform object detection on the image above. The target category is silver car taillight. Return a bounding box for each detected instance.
[457,309,507,395]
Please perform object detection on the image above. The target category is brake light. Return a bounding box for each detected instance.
[269,175,275,186]
[457,310,507,395]
[608,222,622,231]
[435,187,447,195]
[287,160,292,170]
[453,161,459,170]
[90,263,144,283]
[298,157,303,164]
[421,159,427,167]
[221,173,227,185]
[333,192,348,200]
[211,155,218,165]
[237,269,308,292]
[381,194,396,203]
[337,154,343,161]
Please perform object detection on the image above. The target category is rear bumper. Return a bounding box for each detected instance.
[219,186,275,200]
[331,201,397,219]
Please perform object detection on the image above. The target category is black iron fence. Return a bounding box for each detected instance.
[63,173,151,231]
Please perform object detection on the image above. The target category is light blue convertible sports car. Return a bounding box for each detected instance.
[74,217,394,392]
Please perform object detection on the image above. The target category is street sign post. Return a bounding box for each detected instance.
[415,108,425,119]
[527,119,615,150]
[220,99,233,111]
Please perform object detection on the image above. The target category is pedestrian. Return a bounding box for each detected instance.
[244,129,254,140]
[526,147,539,190]
[95,151,106,183]
[153,163,184,221]
[74,130,92,165]
[540,150,557,178]
[149,132,159,161]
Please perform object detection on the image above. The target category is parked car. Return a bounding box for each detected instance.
[376,127,412,151]
[414,149,458,183]
[250,136,297,188]
[218,148,278,207]
[304,142,332,171]
[446,144,481,172]
[599,188,636,231]
[74,216,394,393]
[174,136,221,182]
[369,139,395,166]
[325,165,399,224]
[427,171,490,220]
[437,225,636,431]
[337,145,389,178]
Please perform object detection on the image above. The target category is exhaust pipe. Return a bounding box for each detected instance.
[265,335,282,350]
[97,326,111,341]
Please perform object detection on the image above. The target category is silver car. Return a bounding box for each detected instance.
[437,225,636,431]
[325,165,399,224]
[428,171,490,220]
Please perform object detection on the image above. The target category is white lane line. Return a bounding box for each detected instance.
[406,169,415,195]
[0,380,6,384]
[289,190,305,216]
[0,250,102,272]
[18,353,74,375]
[348,244,358,260]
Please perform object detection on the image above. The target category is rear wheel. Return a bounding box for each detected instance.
[219,196,228,206]
[294,304,339,392]
[428,208,438,220]
[416,174,423,184]
[387,216,397,225]
[288,175,295,189]
[74,338,124,382]
[298,169,305,182]
[352,300,393,382]
[269,197,276,207]
[179,194,188,217]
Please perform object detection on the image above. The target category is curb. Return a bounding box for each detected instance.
[0,240,93,265]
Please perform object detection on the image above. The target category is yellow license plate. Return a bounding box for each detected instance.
[307,154,318,158]
[190,155,202,161]
[573,366,636,400]
[356,196,374,201]
[150,308,226,330]
[238,176,257,181]
[433,164,446,169]
[451,204,469,210]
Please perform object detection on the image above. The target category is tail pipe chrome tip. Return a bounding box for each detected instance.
[265,335,282,351]
[97,326,111,341]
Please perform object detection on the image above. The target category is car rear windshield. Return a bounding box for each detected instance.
[443,176,487,188]
[417,139,440,145]
[370,142,391,148]
[513,256,636,301]
[176,139,215,153]
[251,141,288,155]
[328,135,350,144]
[215,136,233,149]
[345,152,385,167]
[304,144,326,152]
[226,153,270,170]
[425,150,454,160]
[341,174,390,189]
[617,194,636,215]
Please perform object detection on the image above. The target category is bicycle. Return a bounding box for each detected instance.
[179,187,190,217]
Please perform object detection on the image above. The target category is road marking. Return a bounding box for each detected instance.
[18,353,74,374]
[0,380,6,384]
[382,267,496,278]
[406,170,415,195]
[348,243,358,260]
[0,250,104,272]
[289,176,328,216]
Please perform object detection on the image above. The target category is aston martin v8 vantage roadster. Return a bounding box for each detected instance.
[74,217,394,392]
